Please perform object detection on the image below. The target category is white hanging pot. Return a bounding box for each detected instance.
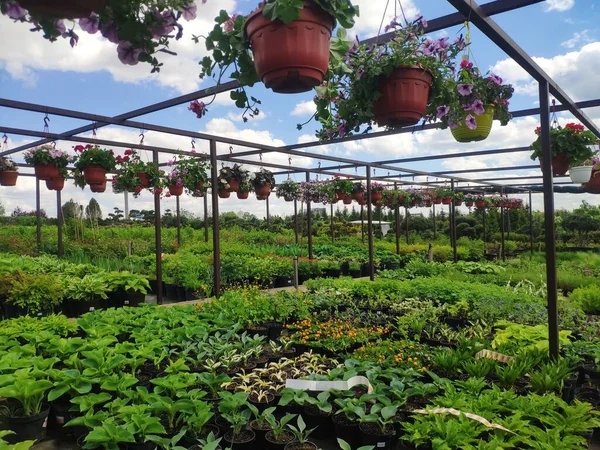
[569,166,593,183]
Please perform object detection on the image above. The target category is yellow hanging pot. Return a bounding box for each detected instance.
[451,104,495,143]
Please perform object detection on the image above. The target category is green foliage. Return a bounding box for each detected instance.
[570,285,600,314]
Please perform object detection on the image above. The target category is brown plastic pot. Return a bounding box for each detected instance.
[245,1,334,94]
[370,191,383,204]
[83,165,107,185]
[218,189,231,199]
[476,201,486,208]
[237,190,250,199]
[583,171,600,194]
[19,0,106,18]
[351,191,365,202]
[35,164,59,180]
[441,198,452,205]
[227,178,241,192]
[539,152,570,177]
[90,180,107,193]
[137,172,150,188]
[168,184,183,196]
[46,177,65,191]
[372,66,433,127]
[255,183,272,200]
[0,170,18,186]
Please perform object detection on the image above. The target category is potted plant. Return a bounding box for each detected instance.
[332,176,353,204]
[569,156,596,184]
[370,183,385,205]
[453,192,465,206]
[464,194,476,207]
[434,186,453,205]
[112,149,162,195]
[312,17,463,140]
[252,168,275,200]
[0,156,18,186]
[351,182,365,202]
[265,413,297,449]
[0,372,54,442]
[219,164,248,193]
[583,156,600,193]
[217,177,231,198]
[164,167,184,197]
[24,144,72,180]
[175,153,209,196]
[197,1,358,122]
[237,179,252,200]
[1,0,198,72]
[530,123,597,177]
[218,392,255,449]
[276,179,301,202]
[72,144,115,188]
[474,194,486,209]
[301,180,335,204]
[435,58,513,142]
[284,415,317,450]
[304,391,332,440]
[357,403,397,450]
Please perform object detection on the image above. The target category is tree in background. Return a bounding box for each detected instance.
[108,207,124,222]
[62,199,82,221]
[561,202,600,247]
[11,207,47,218]
[85,198,102,223]
[0,200,5,216]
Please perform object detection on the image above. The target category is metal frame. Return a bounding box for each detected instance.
[0,0,598,358]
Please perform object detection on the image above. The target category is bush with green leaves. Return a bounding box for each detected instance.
[570,285,600,314]
[6,272,64,313]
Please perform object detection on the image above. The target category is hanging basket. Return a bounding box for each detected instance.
[351,191,365,202]
[475,200,486,208]
[34,164,59,180]
[227,178,241,192]
[569,166,593,184]
[583,172,600,194]
[466,201,474,207]
[283,195,295,202]
[168,185,183,196]
[90,180,107,193]
[373,66,433,127]
[538,153,570,177]
[218,189,231,199]
[455,200,463,206]
[441,198,452,205]
[237,190,249,200]
[245,1,334,94]
[358,198,367,206]
[255,183,272,200]
[425,201,432,207]
[137,172,151,188]
[370,191,383,204]
[45,177,64,191]
[83,165,107,185]
[19,0,106,18]
[0,171,19,186]
[451,105,495,143]
[433,198,442,205]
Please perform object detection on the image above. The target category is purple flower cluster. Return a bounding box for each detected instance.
[300,181,332,204]
[188,100,207,119]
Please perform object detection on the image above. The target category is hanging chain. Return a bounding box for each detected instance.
[92,126,97,139]
[139,129,145,145]
[229,145,233,156]
[288,157,292,180]
[43,114,50,134]
[1,134,8,152]
[191,139,196,152]
[550,99,559,128]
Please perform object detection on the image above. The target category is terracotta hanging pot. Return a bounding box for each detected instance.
[370,191,383,204]
[425,201,432,207]
[0,171,19,186]
[476,201,486,208]
[137,172,150,188]
[90,180,107,193]
[441,198,452,205]
[34,164,59,180]
[583,171,600,194]
[168,185,183,196]
[218,189,231,199]
[255,183,272,200]
[342,196,352,205]
[373,66,433,127]
[283,195,295,202]
[245,1,334,94]
[19,0,106,18]
[433,198,442,205]
[351,191,365,202]
[466,201,474,207]
[83,165,107,185]
[358,198,367,206]
[455,200,463,206]
[227,178,241,192]
[237,190,250,200]
[539,153,570,177]
[451,105,495,143]
[45,177,64,191]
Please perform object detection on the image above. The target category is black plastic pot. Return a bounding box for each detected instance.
[223,430,255,450]
[4,404,50,443]
[180,424,220,448]
[249,393,275,413]
[123,292,146,307]
[266,321,284,341]
[62,298,102,317]
[49,401,78,438]
[185,288,203,301]
[284,442,318,450]
[359,423,395,449]
[274,276,293,288]
[349,269,362,278]
[164,284,178,301]
[2,303,28,319]
[176,286,187,302]
[265,430,296,449]
[332,415,361,449]
[323,269,341,278]
[214,415,231,437]
[106,290,125,308]
[304,406,332,440]
[250,420,271,448]
[126,442,157,450]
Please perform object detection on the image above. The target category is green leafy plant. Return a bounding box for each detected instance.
[530,123,598,166]
[0,370,53,416]
[286,415,317,444]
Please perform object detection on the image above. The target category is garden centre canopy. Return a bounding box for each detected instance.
[1,0,600,359]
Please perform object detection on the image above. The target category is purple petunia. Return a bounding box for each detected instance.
[470,99,485,115]
[100,21,119,43]
[487,74,503,86]
[182,1,197,21]
[6,1,27,20]
[79,14,99,34]
[457,84,474,96]
[436,105,450,119]
[117,41,142,65]
[465,114,477,130]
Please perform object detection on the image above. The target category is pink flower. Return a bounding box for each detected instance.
[224,14,239,32]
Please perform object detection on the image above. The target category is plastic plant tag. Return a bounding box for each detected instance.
[89,307,95,312]
[286,375,373,394]
[124,300,130,305]
[414,408,513,433]
[474,349,514,363]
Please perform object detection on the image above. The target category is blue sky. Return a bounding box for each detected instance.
[0,0,599,218]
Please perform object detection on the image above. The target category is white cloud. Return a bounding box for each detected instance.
[291,101,316,117]
[0,0,236,93]
[545,0,575,12]
[351,0,419,37]
[561,30,594,49]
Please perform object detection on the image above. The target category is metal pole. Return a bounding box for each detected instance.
[124,191,129,219]
[293,256,299,289]
[203,194,209,243]
[366,166,375,281]
[539,80,559,359]
[451,180,458,263]
[433,203,437,240]
[36,178,41,246]
[482,195,487,256]
[405,207,409,245]
[266,196,270,228]
[394,182,400,255]
[306,172,313,260]
[529,190,534,259]
[330,203,334,243]
[294,200,299,245]
[56,190,63,258]
[361,205,365,245]
[507,204,511,241]
[210,140,221,298]
[176,195,181,247]
[500,188,506,262]
[153,150,163,305]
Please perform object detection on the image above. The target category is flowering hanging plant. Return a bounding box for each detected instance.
[433,58,514,130]
[310,17,465,140]
[24,144,72,169]
[0,0,198,71]
[173,153,210,195]
[433,186,453,200]
[0,157,17,171]
[276,179,302,201]
[194,1,358,122]
[370,182,385,193]
[352,182,365,193]
[219,164,249,182]
[530,123,598,166]
[251,168,275,189]
[73,144,116,172]
[301,180,335,204]
[332,176,353,195]
[110,149,161,196]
